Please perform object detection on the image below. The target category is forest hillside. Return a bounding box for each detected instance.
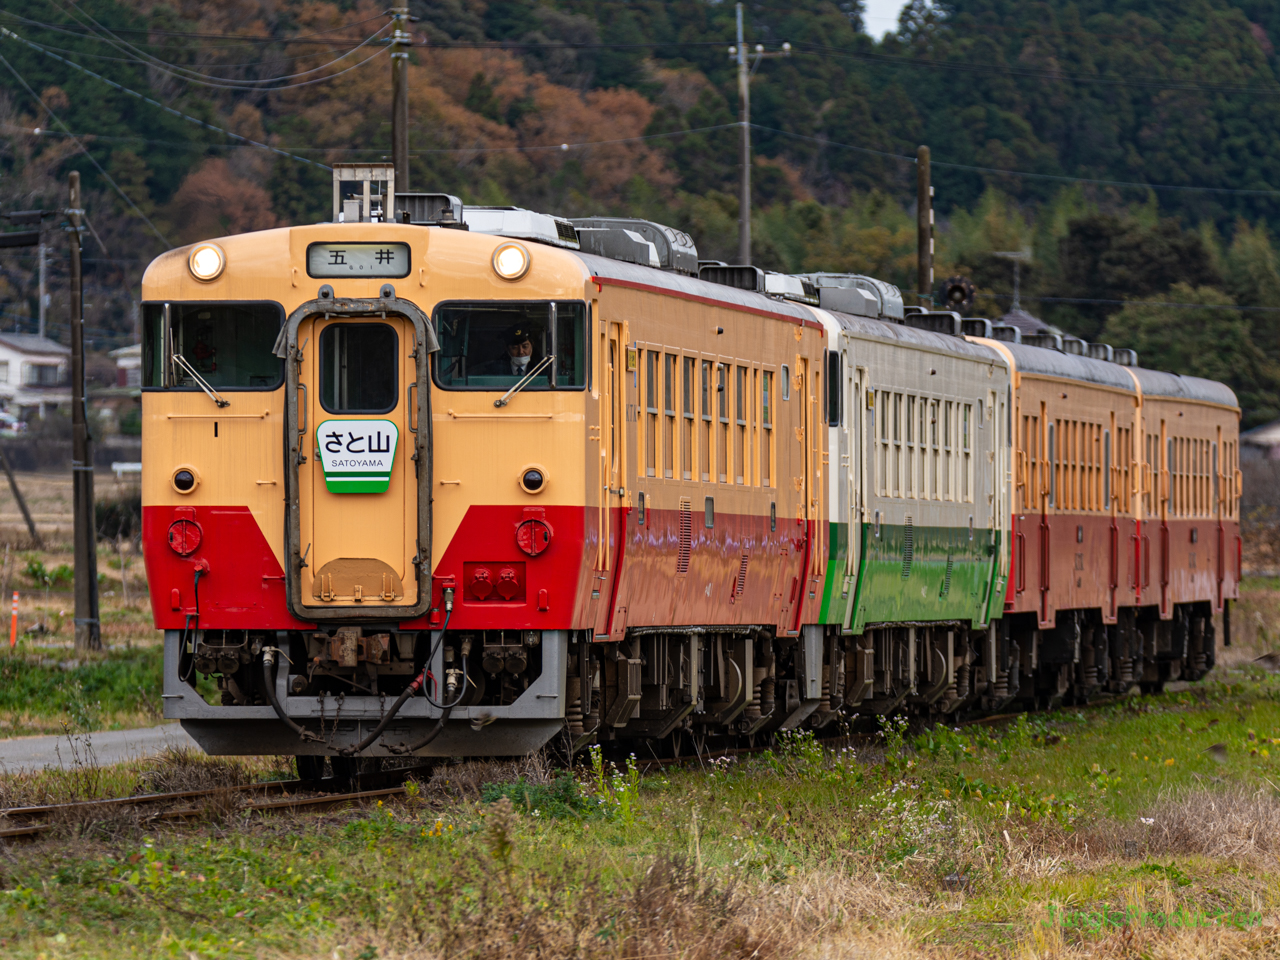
[3,0,1280,423]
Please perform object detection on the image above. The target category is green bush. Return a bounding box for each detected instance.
[24,556,72,587]
[480,773,595,819]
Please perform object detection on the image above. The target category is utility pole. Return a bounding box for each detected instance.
[917,145,933,307]
[37,240,46,339]
[994,250,1032,311]
[728,7,789,267]
[68,172,100,653]
[391,4,410,194]
[734,4,750,265]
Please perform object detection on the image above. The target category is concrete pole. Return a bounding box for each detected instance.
[917,145,933,307]
[391,4,410,195]
[68,171,100,653]
[736,3,751,265]
[37,240,46,339]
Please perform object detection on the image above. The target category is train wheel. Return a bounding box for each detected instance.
[295,755,325,782]
[1139,681,1165,696]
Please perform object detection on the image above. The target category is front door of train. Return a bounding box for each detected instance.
[292,312,424,615]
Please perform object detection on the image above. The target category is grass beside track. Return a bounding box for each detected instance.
[3,679,1280,958]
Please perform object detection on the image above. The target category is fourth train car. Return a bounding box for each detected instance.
[140,165,1241,766]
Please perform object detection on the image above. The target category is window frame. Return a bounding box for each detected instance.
[141,300,286,392]
[429,298,589,393]
[318,321,400,416]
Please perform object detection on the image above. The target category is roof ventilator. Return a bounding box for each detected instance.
[960,318,992,338]
[1024,332,1064,352]
[571,218,698,275]
[904,310,963,337]
[697,265,817,304]
[1086,342,1114,362]
[990,323,1022,344]
[1061,336,1086,356]
[1112,348,1138,366]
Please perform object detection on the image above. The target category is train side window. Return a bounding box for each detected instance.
[433,300,586,390]
[825,350,841,426]
[761,371,773,487]
[1047,421,1057,508]
[664,353,677,479]
[645,351,658,478]
[638,491,646,525]
[700,360,713,482]
[682,357,696,481]
[142,301,283,390]
[1104,429,1112,508]
[780,364,790,400]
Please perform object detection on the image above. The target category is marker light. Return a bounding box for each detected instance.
[491,242,530,281]
[188,242,226,281]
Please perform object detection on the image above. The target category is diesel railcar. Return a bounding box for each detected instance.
[141,166,1240,765]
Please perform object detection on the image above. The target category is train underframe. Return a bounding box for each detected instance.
[165,599,1220,759]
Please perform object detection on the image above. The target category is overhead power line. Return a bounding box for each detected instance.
[0,26,332,170]
[0,48,170,247]
[754,125,1280,199]
[979,292,1280,312]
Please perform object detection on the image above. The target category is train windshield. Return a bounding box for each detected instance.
[142,302,283,389]
[433,301,586,390]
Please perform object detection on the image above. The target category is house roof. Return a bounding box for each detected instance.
[109,343,141,359]
[997,307,1054,335]
[0,333,70,356]
[1243,418,1280,448]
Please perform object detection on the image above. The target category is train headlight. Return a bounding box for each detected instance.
[491,242,530,281]
[519,465,546,494]
[188,242,226,281]
[172,466,200,494]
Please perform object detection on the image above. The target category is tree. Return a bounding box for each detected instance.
[1100,284,1280,428]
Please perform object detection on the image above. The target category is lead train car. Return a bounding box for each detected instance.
[142,217,1236,761]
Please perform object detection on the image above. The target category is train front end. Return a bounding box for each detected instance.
[143,205,597,758]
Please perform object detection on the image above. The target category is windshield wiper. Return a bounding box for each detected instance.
[493,355,555,408]
[171,353,230,408]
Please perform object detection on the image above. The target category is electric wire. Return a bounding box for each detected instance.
[1,15,393,79]
[0,26,332,171]
[0,48,171,247]
[46,1,394,90]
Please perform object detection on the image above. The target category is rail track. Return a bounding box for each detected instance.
[0,779,416,842]
[0,692,1139,843]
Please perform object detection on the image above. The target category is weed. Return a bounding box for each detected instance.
[481,772,594,819]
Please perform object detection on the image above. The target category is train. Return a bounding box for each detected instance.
[140,164,1241,771]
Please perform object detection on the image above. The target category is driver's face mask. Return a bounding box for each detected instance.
[512,354,531,373]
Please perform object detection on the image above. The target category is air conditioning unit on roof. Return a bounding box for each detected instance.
[461,206,580,249]
[796,273,905,321]
[571,217,698,275]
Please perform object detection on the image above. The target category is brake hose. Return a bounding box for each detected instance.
[339,590,455,756]
[261,646,322,743]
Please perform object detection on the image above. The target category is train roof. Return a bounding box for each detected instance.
[576,252,817,326]
[1128,367,1239,409]
[824,309,1003,363]
[999,341,1138,392]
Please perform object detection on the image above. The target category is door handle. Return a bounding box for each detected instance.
[407,382,418,434]
[297,382,308,435]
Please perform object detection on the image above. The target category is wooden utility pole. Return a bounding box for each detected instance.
[68,172,100,653]
[917,145,933,307]
[391,4,410,193]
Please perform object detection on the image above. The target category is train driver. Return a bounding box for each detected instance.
[479,324,539,377]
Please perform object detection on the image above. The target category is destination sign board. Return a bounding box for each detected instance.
[317,419,399,493]
[306,242,410,279]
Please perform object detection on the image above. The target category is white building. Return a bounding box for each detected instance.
[0,333,70,419]
[110,343,141,388]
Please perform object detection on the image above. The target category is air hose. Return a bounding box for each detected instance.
[261,646,322,743]
[340,590,455,757]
